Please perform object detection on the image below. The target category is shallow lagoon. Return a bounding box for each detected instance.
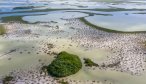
[23,11,89,23]
[85,12,146,31]
[22,9,146,32]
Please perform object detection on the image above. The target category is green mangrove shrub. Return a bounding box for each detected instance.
[47,51,82,77]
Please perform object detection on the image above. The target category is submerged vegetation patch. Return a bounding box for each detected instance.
[47,51,82,77]
[1,16,28,23]
[13,6,35,10]
[0,25,6,35]
[84,58,99,67]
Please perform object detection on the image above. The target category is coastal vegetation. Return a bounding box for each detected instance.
[1,16,28,23]
[13,6,35,10]
[47,51,82,77]
[0,25,6,35]
[84,58,121,68]
[79,17,125,33]
[84,58,99,67]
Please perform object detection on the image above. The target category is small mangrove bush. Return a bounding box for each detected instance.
[47,51,82,77]
[84,58,99,67]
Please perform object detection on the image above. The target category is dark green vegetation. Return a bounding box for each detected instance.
[84,58,121,68]
[79,17,146,33]
[13,6,35,10]
[1,15,46,24]
[47,51,82,77]
[2,76,13,84]
[1,16,28,23]
[84,58,99,67]
[0,25,6,35]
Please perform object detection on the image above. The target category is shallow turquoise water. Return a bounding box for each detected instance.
[22,11,89,23]
[85,12,146,31]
